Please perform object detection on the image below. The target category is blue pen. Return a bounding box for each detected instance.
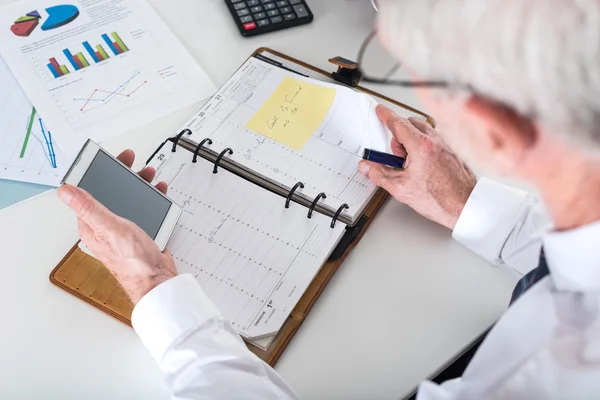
[362,148,405,169]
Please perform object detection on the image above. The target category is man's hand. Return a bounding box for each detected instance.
[57,149,176,304]
[359,105,477,230]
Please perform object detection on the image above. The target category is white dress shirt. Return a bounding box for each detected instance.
[132,177,600,399]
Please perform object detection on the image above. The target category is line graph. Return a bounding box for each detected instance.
[1,56,72,187]
[15,107,56,169]
[73,70,148,112]
[19,107,37,157]
[39,118,57,168]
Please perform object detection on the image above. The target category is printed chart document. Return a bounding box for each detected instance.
[0,56,73,187]
[0,0,216,152]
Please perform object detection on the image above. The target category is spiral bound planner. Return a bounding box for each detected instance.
[146,139,347,339]
[50,47,433,365]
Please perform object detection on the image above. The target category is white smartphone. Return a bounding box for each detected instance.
[61,139,181,251]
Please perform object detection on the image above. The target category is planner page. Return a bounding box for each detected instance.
[181,56,392,222]
[148,143,346,339]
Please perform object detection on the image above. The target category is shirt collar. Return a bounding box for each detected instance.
[544,219,600,292]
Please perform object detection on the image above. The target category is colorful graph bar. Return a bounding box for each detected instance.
[83,41,111,63]
[102,32,129,56]
[48,58,61,77]
[47,57,69,78]
[101,33,119,56]
[47,63,59,78]
[82,41,99,63]
[47,32,127,79]
[49,57,61,72]
[62,48,91,71]
[63,49,80,71]
[111,32,129,52]
[96,45,109,61]
[73,54,83,69]
[19,107,37,158]
[75,52,90,67]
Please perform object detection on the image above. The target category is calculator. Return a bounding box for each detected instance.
[225,0,314,37]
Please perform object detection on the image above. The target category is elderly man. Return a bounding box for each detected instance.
[56,0,600,398]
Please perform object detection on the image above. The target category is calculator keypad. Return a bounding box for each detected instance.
[293,4,309,17]
[226,0,313,36]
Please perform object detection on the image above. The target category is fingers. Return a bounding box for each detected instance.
[376,104,420,148]
[155,181,168,195]
[408,117,434,136]
[390,137,408,158]
[58,185,116,231]
[117,149,135,168]
[137,166,156,183]
[358,160,402,193]
[117,151,167,195]
[118,150,157,184]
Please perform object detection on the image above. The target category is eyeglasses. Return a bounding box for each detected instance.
[371,0,380,12]
[357,31,450,88]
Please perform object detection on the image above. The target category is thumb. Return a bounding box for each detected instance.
[58,185,115,231]
[358,160,398,193]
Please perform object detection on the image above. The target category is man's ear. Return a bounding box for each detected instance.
[464,95,539,158]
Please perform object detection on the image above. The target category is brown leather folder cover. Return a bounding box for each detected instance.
[50,47,431,366]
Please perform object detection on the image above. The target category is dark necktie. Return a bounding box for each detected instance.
[408,250,553,392]
[509,250,550,304]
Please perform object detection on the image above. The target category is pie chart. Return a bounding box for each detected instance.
[41,5,79,31]
[10,5,79,37]
[10,11,41,37]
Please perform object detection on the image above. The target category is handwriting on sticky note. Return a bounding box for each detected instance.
[245,77,336,150]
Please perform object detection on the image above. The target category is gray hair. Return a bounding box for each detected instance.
[378,0,600,150]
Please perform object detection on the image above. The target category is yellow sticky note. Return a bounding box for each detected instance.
[245,77,336,150]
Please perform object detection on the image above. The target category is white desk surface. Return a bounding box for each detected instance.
[0,1,521,399]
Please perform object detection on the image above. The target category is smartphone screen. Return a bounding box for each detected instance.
[77,150,171,239]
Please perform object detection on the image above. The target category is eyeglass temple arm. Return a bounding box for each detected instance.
[360,74,450,88]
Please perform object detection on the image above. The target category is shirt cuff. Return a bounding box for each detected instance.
[452,177,529,265]
[132,274,221,362]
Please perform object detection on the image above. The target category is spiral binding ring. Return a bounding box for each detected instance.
[172,128,192,152]
[330,204,349,228]
[213,148,233,173]
[192,138,213,163]
[307,192,327,219]
[285,182,305,209]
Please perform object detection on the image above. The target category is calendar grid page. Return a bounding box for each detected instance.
[148,143,346,338]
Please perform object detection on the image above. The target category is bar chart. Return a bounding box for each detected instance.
[82,41,110,63]
[47,57,69,78]
[46,31,129,78]
[102,32,129,56]
[63,48,90,71]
